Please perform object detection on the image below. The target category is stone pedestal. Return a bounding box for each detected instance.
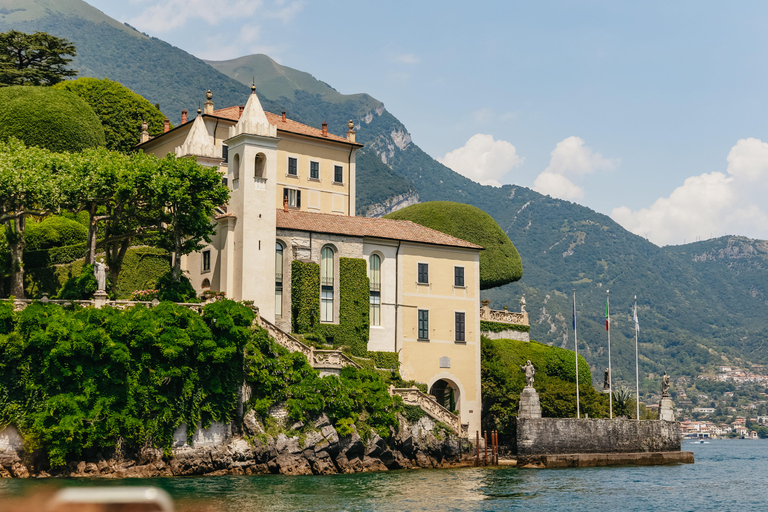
[518,387,542,418]
[93,290,109,309]
[658,396,675,421]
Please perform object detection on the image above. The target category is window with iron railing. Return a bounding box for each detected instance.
[369,254,381,326]
[321,246,335,322]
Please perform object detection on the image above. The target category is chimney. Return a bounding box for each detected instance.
[238,104,244,118]
[204,89,214,115]
[346,120,356,143]
[139,120,149,143]
[181,109,188,124]
[322,122,327,136]
[283,195,289,212]
[163,118,170,133]
[282,110,286,122]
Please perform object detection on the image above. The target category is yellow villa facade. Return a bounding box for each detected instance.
[138,86,483,434]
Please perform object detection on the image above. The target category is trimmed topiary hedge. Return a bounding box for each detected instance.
[24,243,87,269]
[385,201,523,289]
[25,216,88,251]
[480,320,530,333]
[291,260,320,334]
[0,86,105,152]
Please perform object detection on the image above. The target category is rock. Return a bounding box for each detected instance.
[243,410,264,436]
[308,456,337,475]
[275,433,301,454]
[314,413,331,429]
[84,462,99,475]
[291,421,304,431]
[10,462,28,478]
[360,458,388,472]
[271,453,313,476]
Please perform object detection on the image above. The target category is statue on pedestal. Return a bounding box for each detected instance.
[94,259,108,292]
[661,372,670,397]
[603,368,611,391]
[520,360,535,388]
[520,294,526,313]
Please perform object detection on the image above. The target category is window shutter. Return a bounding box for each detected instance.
[297,190,301,208]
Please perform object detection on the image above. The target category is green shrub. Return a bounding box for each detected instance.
[291,260,320,334]
[156,271,197,302]
[385,201,523,289]
[0,300,14,334]
[367,351,400,370]
[480,320,530,333]
[25,216,88,251]
[115,247,169,299]
[54,78,169,153]
[0,86,105,152]
[56,264,97,300]
[401,404,427,423]
[23,243,87,269]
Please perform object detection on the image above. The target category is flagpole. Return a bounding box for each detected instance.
[607,289,612,419]
[635,295,640,421]
[574,290,580,419]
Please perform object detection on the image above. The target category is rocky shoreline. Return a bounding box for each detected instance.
[0,413,474,478]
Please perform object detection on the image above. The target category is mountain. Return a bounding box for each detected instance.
[4,0,768,395]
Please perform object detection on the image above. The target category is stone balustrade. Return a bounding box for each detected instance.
[389,386,467,437]
[11,297,209,313]
[479,305,528,326]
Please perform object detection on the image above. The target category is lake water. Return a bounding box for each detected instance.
[1,440,765,511]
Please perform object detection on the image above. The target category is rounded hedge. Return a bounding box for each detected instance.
[25,216,88,251]
[0,86,105,152]
[385,201,523,289]
[54,78,169,153]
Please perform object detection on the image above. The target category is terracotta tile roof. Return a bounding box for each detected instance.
[276,209,482,250]
[212,107,360,146]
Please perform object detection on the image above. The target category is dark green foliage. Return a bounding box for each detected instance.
[156,271,197,302]
[25,216,87,251]
[0,86,104,152]
[480,320,530,333]
[0,300,13,334]
[482,336,606,434]
[56,264,97,300]
[53,77,169,153]
[292,258,370,356]
[0,300,253,466]
[23,243,86,269]
[114,247,170,299]
[385,201,522,289]
[291,260,320,334]
[366,351,400,370]
[0,30,77,86]
[401,404,428,423]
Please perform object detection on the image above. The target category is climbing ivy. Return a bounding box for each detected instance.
[480,320,530,333]
[291,258,370,357]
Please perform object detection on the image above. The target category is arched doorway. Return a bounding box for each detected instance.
[430,379,460,413]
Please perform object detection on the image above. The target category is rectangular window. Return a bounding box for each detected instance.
[222,145,229,163]
[275,288,282,318]
[202,250,211,272]
[370,292,381,327]
[454,266,464,287]
[417,263,429,284]
[321,287,334,322]
[310,161,320,180]
[455,312,465,342]
[418,309,429,340]
[284,188,301,208]
[288,157,298,176]
[334,165,343,183]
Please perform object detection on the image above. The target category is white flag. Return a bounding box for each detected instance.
[634,302,639,333]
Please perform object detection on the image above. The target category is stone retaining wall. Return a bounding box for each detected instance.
[512,418,682,457]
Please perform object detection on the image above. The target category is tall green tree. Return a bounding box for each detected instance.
[153,155,229,281]
[0,139,62,298]
[0,30,77,86]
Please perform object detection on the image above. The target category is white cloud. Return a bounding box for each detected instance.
[533,172,584,200]
[611,138,768,246]
[533,136,616,199]
[392,53,420,65]
[438,134,523,187]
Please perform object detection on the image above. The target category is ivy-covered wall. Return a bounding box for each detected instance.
[481,320,530,333]
[291,257,370,356]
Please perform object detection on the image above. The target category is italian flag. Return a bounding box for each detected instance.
[605,300,610,331]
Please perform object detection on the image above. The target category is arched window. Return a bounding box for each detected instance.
[369,254,381,326]
[255,153,266,178]
[232,153,240,190]
[201,278,211,289]
[320,246,335,322]
[275,243,284,318]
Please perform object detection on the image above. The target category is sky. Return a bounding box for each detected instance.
[87,0,768,246]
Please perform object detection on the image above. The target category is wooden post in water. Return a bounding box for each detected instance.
[475,431,480,466]
[484,431,488,465]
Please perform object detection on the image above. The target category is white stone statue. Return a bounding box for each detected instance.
[94,259,108,292]
[520,360,535,388]
[520,294,527,313]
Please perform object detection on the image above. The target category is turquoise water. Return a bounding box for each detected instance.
[1,440,765,511]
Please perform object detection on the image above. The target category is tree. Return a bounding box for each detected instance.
[0,30,77,86]
[53,78,169,153]
[153,155,229,281]
[0,139,62,298]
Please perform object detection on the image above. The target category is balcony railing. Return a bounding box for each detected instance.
[370,282,381,292]
[254,177,267,190]
[321,277,334,287]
